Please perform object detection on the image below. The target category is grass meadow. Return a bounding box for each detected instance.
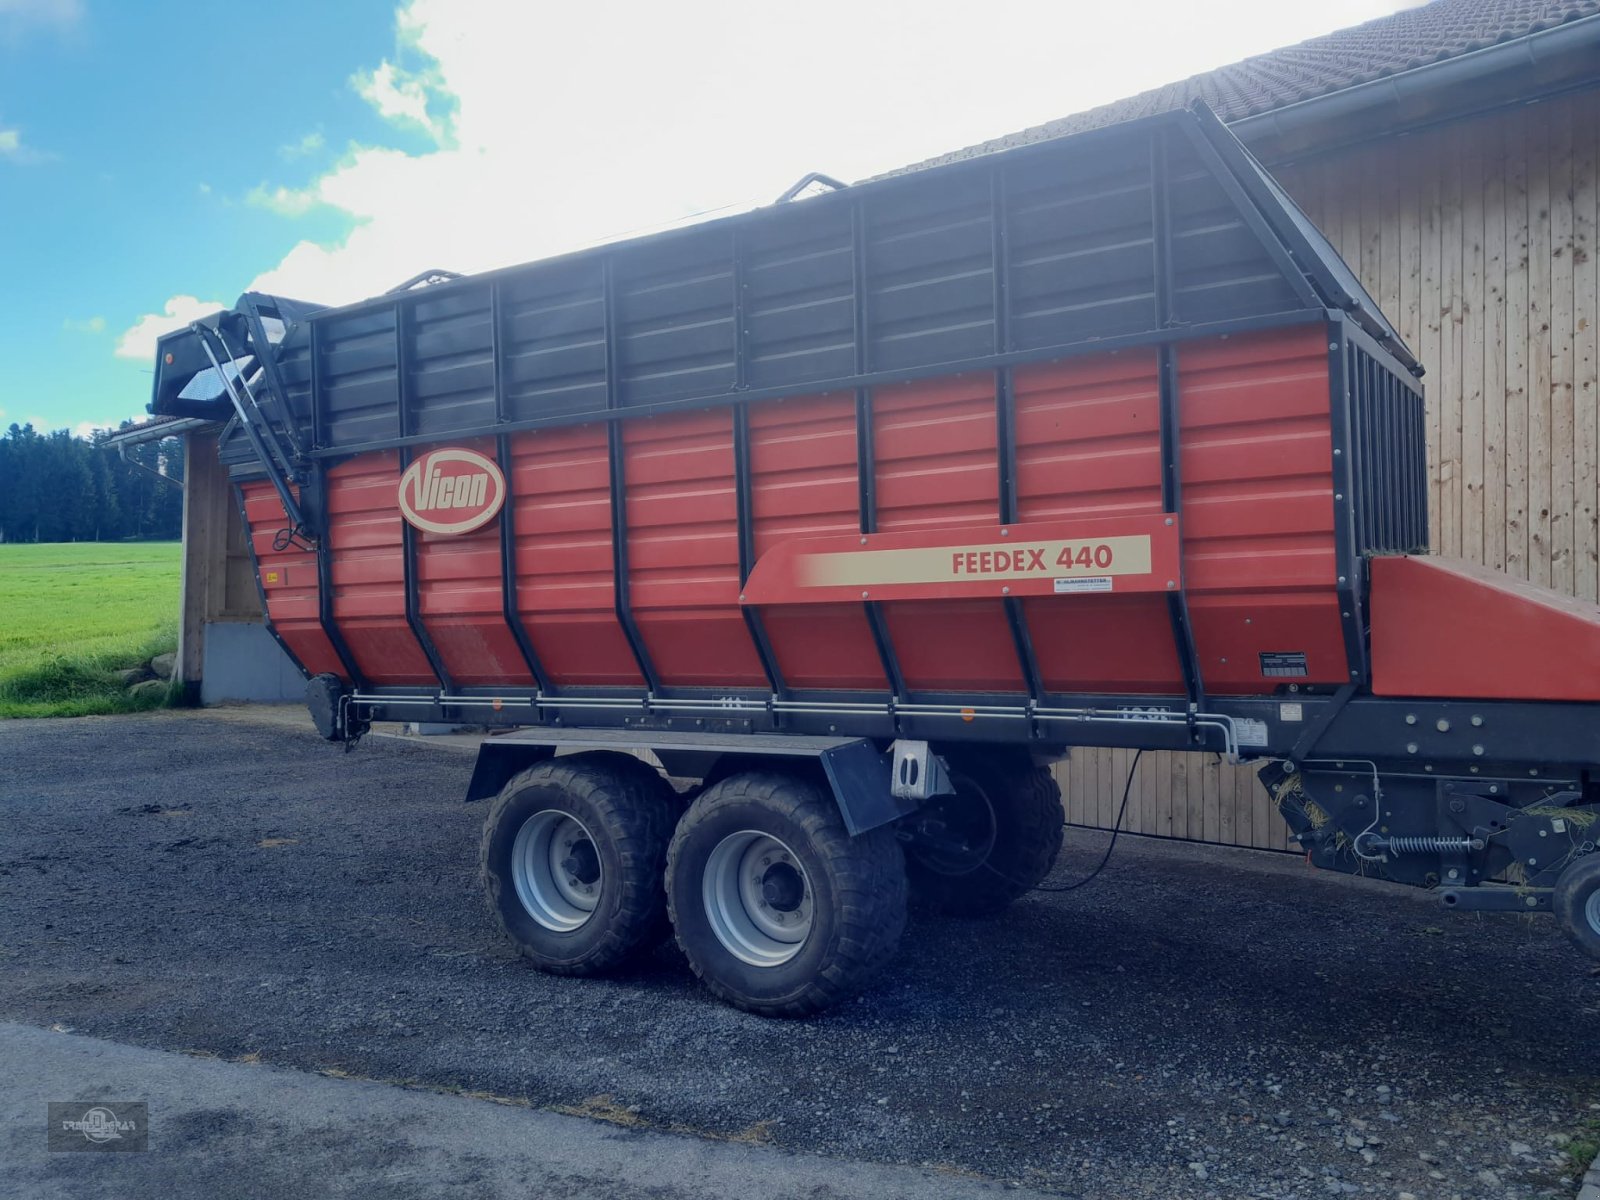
[0,542,181,717]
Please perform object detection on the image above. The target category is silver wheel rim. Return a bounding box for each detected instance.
[511,810,602,932]
[1586,889,1600,935]
[702,830,814,967]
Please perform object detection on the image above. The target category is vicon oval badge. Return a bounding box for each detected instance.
[398,447,506,535]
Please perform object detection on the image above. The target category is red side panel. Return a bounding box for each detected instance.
[509,425,643,688]
[1013,350,1181,694]
[748,395,887,692]
[623,410,767,689]
[873,375,1022,693]
[1371,555,1600,702]
[327,452,435,685]
[1178,327,1347,693]
[414,437,534,687]
[241,481,343,678]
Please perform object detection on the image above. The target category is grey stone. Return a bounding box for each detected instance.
[130,679,168,702]
[115,667,151,686]
[150,651,177,680]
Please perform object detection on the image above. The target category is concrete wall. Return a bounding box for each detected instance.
[201,622,303,704]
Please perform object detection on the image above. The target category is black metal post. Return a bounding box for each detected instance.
[1151,129,1206,719]
[602,257,662,694]
[394,300,453,692]
[850,200,907,703]
[487,283,553,696]
[1327,319,1369,687]
[991,167,1045,703]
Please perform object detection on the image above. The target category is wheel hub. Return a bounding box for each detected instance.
[511,810,603,933]
[760,861,805,911]
[561,840,601,886]
[702,831,814,967]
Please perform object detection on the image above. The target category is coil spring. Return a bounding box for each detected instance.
[1362,834,1482,857]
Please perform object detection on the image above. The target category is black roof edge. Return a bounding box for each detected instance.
[1232,10,1600,153]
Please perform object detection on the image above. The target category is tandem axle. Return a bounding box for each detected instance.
[309,675,1600,1014]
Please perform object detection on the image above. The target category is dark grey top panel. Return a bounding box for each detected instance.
[179,105,1419,459]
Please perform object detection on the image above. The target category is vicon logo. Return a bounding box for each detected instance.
[397,447,507,535]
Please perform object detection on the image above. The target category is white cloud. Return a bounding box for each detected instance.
[0,118,54,164]
[354,58,442,139]
[128,0,1419,320]
[63,315,106,334]
[0,0,81,35]
[279,130,326,160]
[247,182,319,216]
[114,295,226,362]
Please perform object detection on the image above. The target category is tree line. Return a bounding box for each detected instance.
[0,422,184,543]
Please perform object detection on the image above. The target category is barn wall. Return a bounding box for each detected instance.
[1059,87,1600,851]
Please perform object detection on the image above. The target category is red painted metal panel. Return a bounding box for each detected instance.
[237,325,1363,703]
[240,481,344,678]
[1178,327,1346,694]
[741,516,1177,604]
[413,437,534,687]
[1014,350,1164,522]
[623,410,767,688]
[872,375,1020,692]
[326,452,435,685]
[509,426,643,688]
[1012,351,1181,694]
[1371,555,1600,702]
[748,395,887,691]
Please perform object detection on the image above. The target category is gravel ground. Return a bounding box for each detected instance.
[2,711,1598,1199]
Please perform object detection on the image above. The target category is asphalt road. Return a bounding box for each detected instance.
[1,1020,1034,1199]
[2,711,1597,1199]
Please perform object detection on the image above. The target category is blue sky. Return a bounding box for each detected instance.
[0,0,414,433]
[0,0,1413,438]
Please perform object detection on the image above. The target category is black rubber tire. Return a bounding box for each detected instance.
[665,772,907,1017]
[1552,853,1600,960]
[480,754,676,976]
[905,760,1065,916]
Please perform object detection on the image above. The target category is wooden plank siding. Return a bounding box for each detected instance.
[1058,89,1600,852]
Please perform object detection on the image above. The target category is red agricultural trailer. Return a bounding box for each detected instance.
[151,104,1600,1015]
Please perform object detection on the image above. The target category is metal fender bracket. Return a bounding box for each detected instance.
[819,739,922,835]
[889,741,954,803]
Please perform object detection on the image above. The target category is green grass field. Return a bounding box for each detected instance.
[0,542,181,718]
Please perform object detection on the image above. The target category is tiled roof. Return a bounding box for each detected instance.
[893,0,1600,174]
[100,414,214,447]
